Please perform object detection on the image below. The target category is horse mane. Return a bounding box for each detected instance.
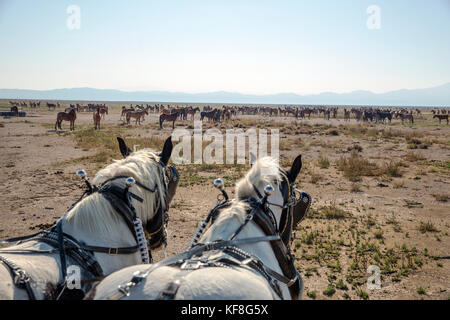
[203,157,282,239]
[235,156,281,200]
[64,149,166,238]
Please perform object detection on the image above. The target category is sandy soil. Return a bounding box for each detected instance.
[0,104,448,300]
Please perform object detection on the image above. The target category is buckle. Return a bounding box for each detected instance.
[180,260,202,270]
[108,247,119,255]
[287,276,298,287]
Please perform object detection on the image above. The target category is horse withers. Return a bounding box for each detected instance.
[0,136,179,300]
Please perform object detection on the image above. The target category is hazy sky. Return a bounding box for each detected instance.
[0,0,449,94]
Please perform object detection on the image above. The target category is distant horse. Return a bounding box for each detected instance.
[126,109,148,125]
[433,114,449,124]
[93,108,101,130]
[344,109,350,121]
[55,108,76,131]
[200,110,218,122]
[186,107,200,120]
[159,111,180,129]
[121,106,134,120]
[399,113,414,124]
[99,106,108,119]
[375,111,392,124]
[10,106,19,116]
[47,103,56,110]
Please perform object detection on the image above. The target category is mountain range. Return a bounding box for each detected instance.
[0,82,449,106]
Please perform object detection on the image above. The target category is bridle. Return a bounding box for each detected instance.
[99,168,309,301]
[0,161,178,300]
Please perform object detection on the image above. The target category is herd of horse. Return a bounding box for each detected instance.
[0,137,309,300]
[5,101,450,131]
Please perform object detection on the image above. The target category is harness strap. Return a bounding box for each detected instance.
[56,220,67,283]
[104,235,281,300]
[0,255,36,300]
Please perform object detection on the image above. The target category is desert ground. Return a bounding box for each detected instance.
[0,100,449,300]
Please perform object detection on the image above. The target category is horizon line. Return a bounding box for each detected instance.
[1,81,449,96]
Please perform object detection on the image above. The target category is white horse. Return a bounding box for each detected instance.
[0,136,177,300]
[89,154,305,300]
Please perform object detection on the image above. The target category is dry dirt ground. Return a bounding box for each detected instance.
[0,102,449,300]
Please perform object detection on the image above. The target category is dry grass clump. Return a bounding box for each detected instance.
[406,136,432,150]
[336,151,379,181]
[317,154,330,169]
[404,151,425,162]
[393,180,405,189]
[310,171,323,184]
[379,128,405,140]
[342,124,367,137]
[383,161,403,177]
[432,194,448,202]
[418,221,439,233]
[350,183,362,192]
[320,204,349,219]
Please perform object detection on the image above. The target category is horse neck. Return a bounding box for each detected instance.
[61,193,142,273]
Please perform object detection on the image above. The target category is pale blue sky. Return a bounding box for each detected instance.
[0,0,449,94]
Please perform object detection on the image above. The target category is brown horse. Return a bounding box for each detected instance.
[159,111,180,129]
[126,109,148,125]
[55,108,76,131]
[93,108,101,130]
[433,114,449,124]
[344,109,351,121]
[186,107,200,120]
[121,106,134,120]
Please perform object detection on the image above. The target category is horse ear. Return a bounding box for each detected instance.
[117,137,131,158]
[159,136,173,166]
[287,154,302,182]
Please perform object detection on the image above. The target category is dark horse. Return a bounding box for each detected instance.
[55,108,77,131]
[375,110,392,123]
[47,103,56,110]
[433,114,449,124]
[159,111,180,129]
[200,109,218,122]
[10,106,19,116]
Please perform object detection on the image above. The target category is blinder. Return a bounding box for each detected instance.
[269,169,312,248]
[143,164,178,251]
